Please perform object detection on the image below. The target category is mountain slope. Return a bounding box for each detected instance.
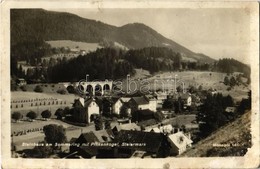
[11,9,215,63]
[179,111,251,157]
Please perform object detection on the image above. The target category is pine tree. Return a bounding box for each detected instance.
[197,93,228,137]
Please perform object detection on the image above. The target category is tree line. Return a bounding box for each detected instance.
[197,91,251,138]
[12,45,251,83]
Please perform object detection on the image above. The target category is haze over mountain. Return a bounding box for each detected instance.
[11,9,215,63]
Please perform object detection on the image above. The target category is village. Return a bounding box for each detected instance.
[11,72,245,159]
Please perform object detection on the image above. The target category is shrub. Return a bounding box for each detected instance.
[227,87,232,91]
[57,89,67,95]
[33,141,52,158]
[26,111,37,120]
[34,85,43,93]
[12,112,22,121]
[63,107,70,116]
[41,110,52,119]
[43,124,67,149]
[55,108,64,120]
[67,86,75,94]
[112,113,120,118]
[20,86,27,91]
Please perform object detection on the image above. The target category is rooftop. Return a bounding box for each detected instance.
[168,132,193,149]
[114,130,168,153]
[131,97,149,105]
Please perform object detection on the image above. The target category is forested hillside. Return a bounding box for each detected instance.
[11,9,214,63]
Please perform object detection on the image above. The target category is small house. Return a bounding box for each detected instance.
[72,98,100,123]
[16,78,27,86]
[85,98,100,123]
[167,132,193,155]
[129,96,157,112]
[112,98,123,115]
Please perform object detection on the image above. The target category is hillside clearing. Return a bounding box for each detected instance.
[46,40,101,52]
[121,71,250,101]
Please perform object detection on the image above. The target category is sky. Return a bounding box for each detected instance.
[47,8,251,64]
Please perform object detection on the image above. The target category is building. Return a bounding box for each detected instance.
[145,124,173,134]
[131,109,155,123]
[69,129,114,158]
[129,96,157,112]
[119,97,132,117]
[68,129,172,158]
[85,98,100,123]
[144,95,157,112]
[112,123,141,134]
[113,130,171,158]
[120,97,131,103]
[225,107,236,113]
[154,92,168,108]
[180,93,192,109]
[129,96,149,111]
[112,98,123,115]
[167,132,193,155]
[224,106,237,120]
[72,98,100,123]
[16,78,27,86]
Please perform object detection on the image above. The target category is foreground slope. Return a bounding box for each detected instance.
[179,111,251,157]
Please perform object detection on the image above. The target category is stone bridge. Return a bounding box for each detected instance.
[60,80,113,95]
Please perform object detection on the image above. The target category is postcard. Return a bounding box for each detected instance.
[1,1,259,168]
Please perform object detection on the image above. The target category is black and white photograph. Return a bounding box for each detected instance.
[1,1,259,169]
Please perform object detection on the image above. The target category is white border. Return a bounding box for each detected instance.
[1,1,259,168]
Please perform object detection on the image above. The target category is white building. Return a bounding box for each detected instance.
[167,132,193,155]
[112,98,123,115]
[16,78,27,86]
[145,95,157,112]
[84,98,100,123]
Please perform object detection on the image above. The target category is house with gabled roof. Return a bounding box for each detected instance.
[167,131,193,155]
[72,97,100,123]
[69,129,115,158]
[112,123,141,135]
[113,130,171,158]
[84,98,100,123]
[130,96,149,110]
[129,96,157,112]
[111,97,123,115]
[120,97,131,103]
[145,124,173,134]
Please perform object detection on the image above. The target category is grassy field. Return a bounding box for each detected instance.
[11,91,79,115]
[12,119,96,151]
[120,71,250,102]
[46,40,101,52]
[16,83,67,93]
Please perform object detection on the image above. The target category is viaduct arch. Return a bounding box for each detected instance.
[60,80,113,96]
